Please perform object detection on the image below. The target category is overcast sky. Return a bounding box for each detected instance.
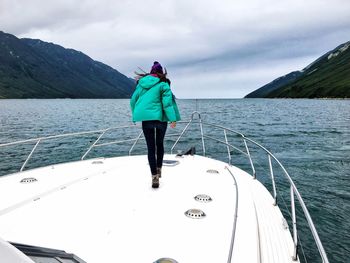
[1,0,350,98]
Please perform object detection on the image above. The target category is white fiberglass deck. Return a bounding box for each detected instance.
[0,155,297,263]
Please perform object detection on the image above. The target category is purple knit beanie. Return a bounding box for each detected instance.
[150,61,163,74]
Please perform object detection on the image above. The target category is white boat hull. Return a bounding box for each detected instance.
[0,154,297,262]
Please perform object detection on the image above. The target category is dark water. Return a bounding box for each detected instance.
[0,99,349,262]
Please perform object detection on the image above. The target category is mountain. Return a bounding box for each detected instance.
[245,41,350,98]
[0,31,135,99]
[245,71,303,98]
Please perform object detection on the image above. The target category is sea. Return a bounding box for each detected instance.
[0,98,349,263]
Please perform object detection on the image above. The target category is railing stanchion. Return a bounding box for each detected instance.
[129,131,143,156]
[291,185,298,261]
[268,154,277,205]
[82,130,107,160]
[224,129,231,165]
[243,137,256,179]
[171,120,192,154]
[20,139,41,172]
[199,118,206,156]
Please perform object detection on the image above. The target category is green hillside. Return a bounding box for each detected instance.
[246,41,350,98]
[245,71,302,98]
[0,31,135,99]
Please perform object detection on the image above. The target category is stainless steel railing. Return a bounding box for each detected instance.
[0,112,329,263]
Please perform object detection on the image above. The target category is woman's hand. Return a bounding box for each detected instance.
[170,122,176,128]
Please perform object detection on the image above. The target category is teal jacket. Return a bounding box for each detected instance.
[130,75,181,122]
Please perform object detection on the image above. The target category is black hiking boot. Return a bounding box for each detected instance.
[152,174,159,188]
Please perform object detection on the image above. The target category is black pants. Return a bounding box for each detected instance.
[142,121,168,175]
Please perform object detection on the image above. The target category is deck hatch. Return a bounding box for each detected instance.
[194,194,213,203]
[163,160,179,166]
[154,258,178,263]
[185,209,206,219]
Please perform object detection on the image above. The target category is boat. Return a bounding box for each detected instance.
[0,111,329,263]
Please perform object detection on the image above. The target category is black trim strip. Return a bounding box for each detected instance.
[10,242,87,263]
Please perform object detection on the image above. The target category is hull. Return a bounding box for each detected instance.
[0,154,296,262]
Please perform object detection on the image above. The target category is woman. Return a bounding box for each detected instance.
[130,61,181,188]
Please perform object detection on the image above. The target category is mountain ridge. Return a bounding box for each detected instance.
[245,71,302,98]
[0,31,135,99]
[245,41,350,98]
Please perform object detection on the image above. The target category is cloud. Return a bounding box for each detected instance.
[1,0,350,97]
[172,53,317,98]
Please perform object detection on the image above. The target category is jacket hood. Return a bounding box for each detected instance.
[138,75,160,90]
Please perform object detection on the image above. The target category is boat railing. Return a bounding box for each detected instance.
[0,111,329,263]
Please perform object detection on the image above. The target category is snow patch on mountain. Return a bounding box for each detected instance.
[328,43,350,60]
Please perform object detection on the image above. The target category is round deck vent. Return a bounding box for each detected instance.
[194,194,212,203]
[154,258,179,263]
[185,209,206,219]
[206,169,219,174]
[20,177,38,184]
